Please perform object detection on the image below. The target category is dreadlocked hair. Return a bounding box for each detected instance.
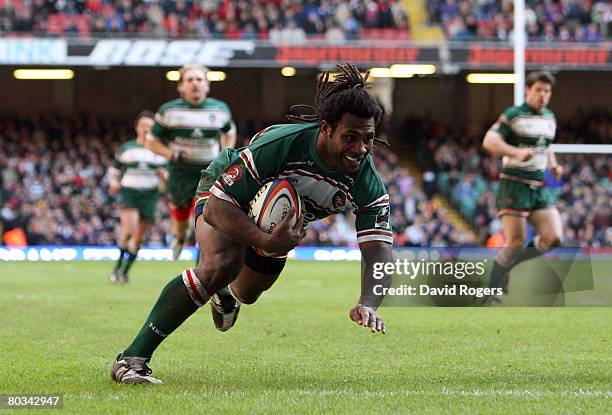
[287,63,389,147]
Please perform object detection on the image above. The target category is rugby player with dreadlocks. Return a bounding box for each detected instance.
[110,64,394,384]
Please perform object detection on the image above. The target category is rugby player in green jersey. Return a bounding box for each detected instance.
[145,64,237,260]
[482,71,564,304]
[108,111,168,284]
[111,64,394,384]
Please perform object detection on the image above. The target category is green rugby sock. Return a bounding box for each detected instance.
[488,261,511,290]
[123,271,208,359]
[216,286,232,299]
[513,238,547,267]
[114,246,128,271]
[121,250,138,275]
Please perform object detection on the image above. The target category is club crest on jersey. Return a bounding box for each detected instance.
[221,165,242,186]
[332,190,347,210]
[375,206,390,229]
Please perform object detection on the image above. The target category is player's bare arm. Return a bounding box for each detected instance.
[146,132,194,162]
[348,240,393,334]
[547,150,563,180]
[145,133,175,160]
[156,167,169,192]
[220,130,237,150]
[108,167,121,195]
[203,195,305,253]
[482,130,534,161]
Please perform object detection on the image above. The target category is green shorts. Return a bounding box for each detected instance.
[194,148,237,211]
[168,163,207,207]
[120,188,159,222]
[497,178,556,218]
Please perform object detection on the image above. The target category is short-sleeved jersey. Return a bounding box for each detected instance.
[209,123,393,245]
[151,98,236,168]
[489,103,556,183]
[112,140,168,190]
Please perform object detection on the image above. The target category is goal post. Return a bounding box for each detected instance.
[551,144,612,154]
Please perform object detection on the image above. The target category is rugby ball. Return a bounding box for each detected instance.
[248,178,301,258]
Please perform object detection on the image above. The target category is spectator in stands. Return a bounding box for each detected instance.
[0,0,410,40]
[325,19,345,42]
[429,0,610,41]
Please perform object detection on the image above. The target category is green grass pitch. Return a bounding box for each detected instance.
[1,261,611,414]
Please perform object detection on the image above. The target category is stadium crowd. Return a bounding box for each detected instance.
[427,0,611,41]
[410,110,611,247]
[0,0,409,41]
[0,114,476,248]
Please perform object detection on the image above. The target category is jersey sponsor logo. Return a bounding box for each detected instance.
[286,160,315,167]
[192,128,204,138]
[511,116,556,139]
[375,206,390,229]
[332,190,347,210]
[164,108,231,129]
[221,164,242,186]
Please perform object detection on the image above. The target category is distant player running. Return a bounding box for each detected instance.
[108,111,168,284]
[111,63,394,384]
[482,71,563,303]
[146,64,237,260]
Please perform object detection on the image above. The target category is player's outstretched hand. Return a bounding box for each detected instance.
[265,207,305,253]
[514,148,535,162]
[349,304,386,334]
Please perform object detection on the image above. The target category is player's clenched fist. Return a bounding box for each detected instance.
[514,147,535,162]
[265,207,305,253]
[349,304,386,334]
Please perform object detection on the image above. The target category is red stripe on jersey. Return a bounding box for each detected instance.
[195,191,211,200]
[240,152,260,183]
[278,169,353,203]
[249,126,273,144]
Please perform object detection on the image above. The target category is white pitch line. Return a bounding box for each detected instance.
[70,389,612,400]
[292,389,612,398]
